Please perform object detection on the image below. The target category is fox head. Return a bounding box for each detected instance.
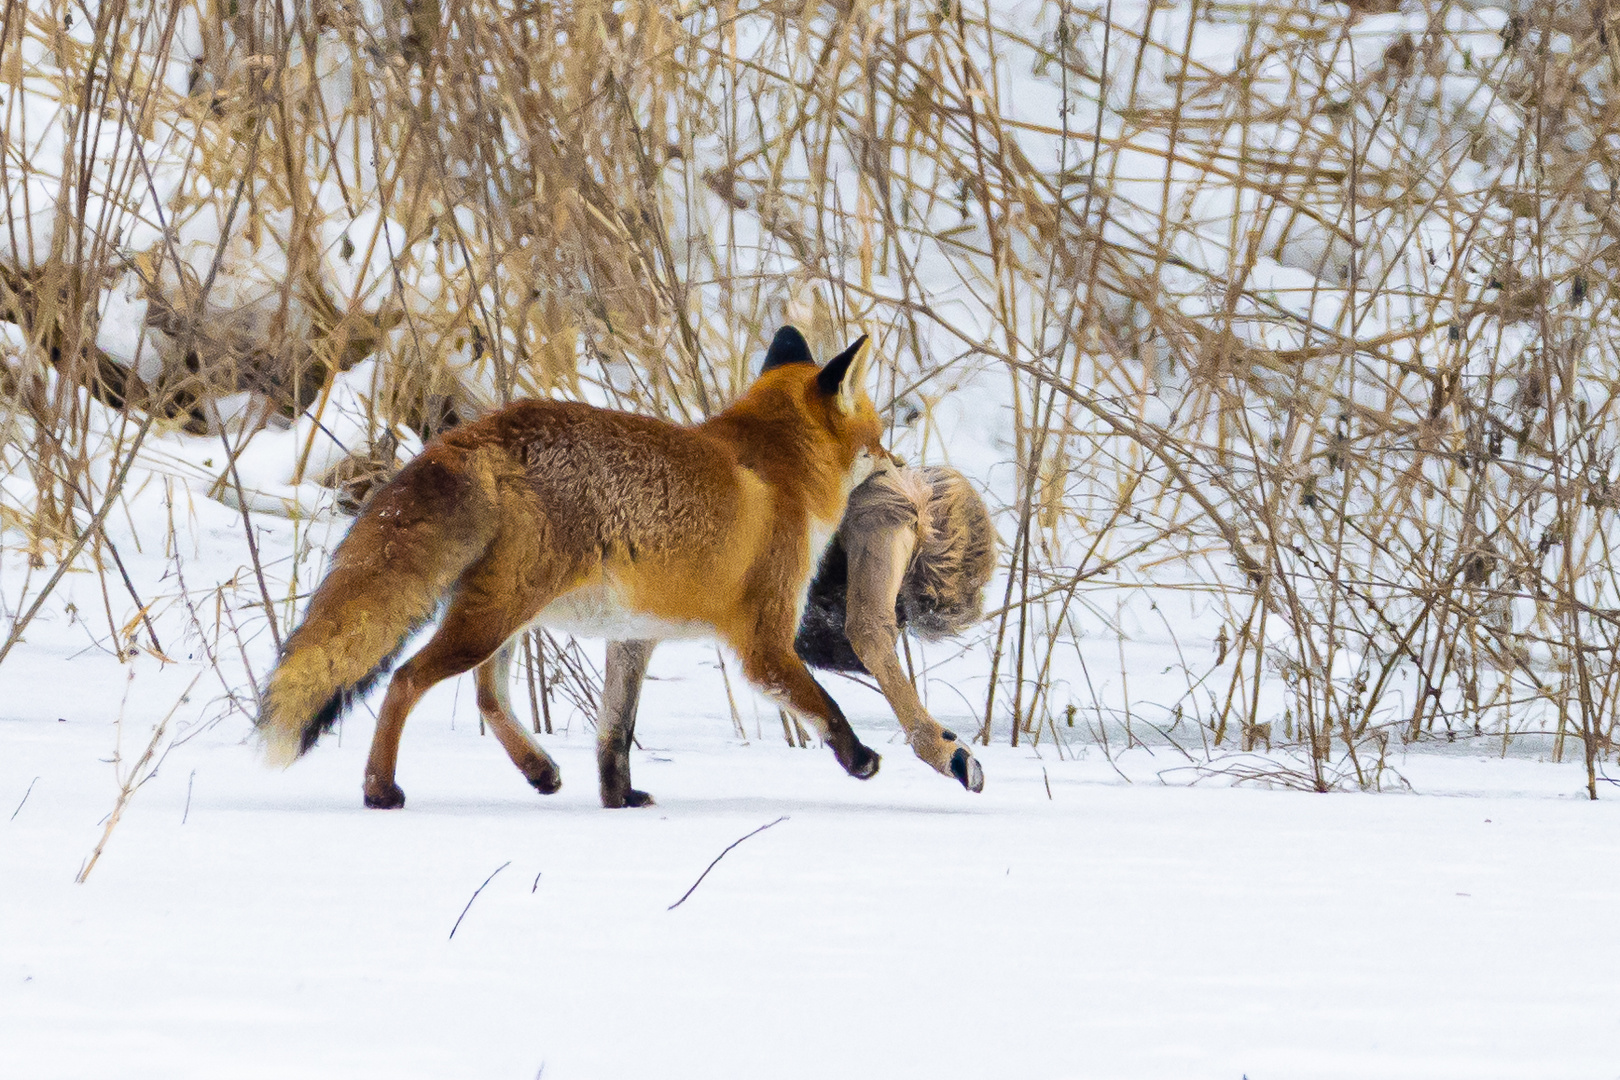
[760,323,886,465]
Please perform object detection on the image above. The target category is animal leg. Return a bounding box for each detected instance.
[597,639,658,808]
[475,641,562,796]
[844,523,985,792]
[363,661,433,809]
[363,525,565,808]
[363,613,510,809]
[739,641,879,780]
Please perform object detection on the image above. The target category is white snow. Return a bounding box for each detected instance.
[95,270,163,383]
[5,661,1619,1079]
[320,210,408,312]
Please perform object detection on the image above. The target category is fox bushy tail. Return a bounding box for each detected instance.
[257,448,500,766]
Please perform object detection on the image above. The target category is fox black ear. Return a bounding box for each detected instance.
[761,325,814,373]
[816,334,868,396]
[817,334,871,414]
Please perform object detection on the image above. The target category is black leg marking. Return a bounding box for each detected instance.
[363,780,406,809]
[598,640,657,809]
[599,751,653,808]
[941,729,957,742]
[813,681,880,780]
[602,784,656,809]
[846,743,881,780]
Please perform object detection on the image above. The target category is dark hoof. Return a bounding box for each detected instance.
[949,747,985,793]
[363,781,406,809]
[843,744,881,780]
[601,787,656,809]
[526,767,563,795]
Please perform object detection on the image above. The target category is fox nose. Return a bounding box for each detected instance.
[872,445,904,470]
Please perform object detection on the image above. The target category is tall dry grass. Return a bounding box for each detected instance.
[4,0,1619,795]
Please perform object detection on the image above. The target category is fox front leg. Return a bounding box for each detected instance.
[598,639,659,808]
[843,526,985,792]
[740,643,880,780]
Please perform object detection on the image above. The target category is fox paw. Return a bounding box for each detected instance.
[842,744,881,780]
[601,787,656,809]
[363,780,406,809]
[526,765,563,796]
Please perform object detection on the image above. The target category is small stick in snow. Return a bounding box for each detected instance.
[1042,766,1053,800]
[10,777,39,821]
[449,861,511,940]
[78,670,205,884]
[667,816,788,911]
[182,770,196,824]
[531,870,542,894]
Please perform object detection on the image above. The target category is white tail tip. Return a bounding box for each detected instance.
[259,722,303,770]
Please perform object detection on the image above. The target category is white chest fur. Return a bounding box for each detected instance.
[807,514,841,569]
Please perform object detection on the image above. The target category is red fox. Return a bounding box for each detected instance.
[257,327,886,808]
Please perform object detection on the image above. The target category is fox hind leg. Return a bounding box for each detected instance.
[363,614,537,808]
[363,660,434,809]
[476,641,562,796]
[598,640,658,808]
[364,623,519,809]
[363,540,567,808]
[363,613,510,808]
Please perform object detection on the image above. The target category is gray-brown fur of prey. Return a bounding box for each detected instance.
[795,465,996,673]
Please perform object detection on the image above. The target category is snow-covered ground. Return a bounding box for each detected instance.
[5,580,1620,1079]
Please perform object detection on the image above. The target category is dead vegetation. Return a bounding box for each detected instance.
[5,0,1620,794]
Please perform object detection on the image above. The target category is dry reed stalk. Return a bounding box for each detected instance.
[77,667,204,883]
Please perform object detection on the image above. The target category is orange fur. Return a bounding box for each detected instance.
[256,330,886,807]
